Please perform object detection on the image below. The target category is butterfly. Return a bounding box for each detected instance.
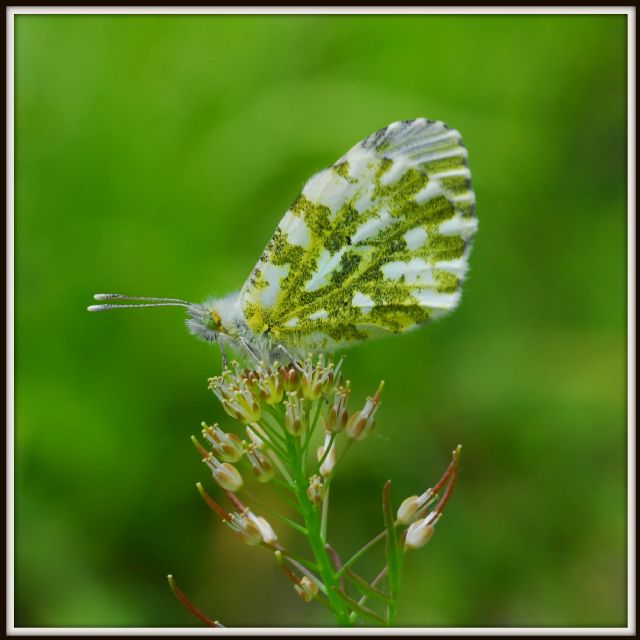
[89,118,477,364]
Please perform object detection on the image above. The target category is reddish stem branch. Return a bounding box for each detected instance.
[225,489,247,512]
[167,575,223,628]
[435,466,458,515]
[196,483,229,521]
[274,551,302,585]
[434,447,461,515]
[432,451,458,496]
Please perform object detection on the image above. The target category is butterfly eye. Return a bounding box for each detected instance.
[205,310,222,331]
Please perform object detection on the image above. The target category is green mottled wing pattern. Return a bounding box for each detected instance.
[240,118,478,352]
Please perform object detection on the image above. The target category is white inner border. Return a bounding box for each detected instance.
[5,5,636,637]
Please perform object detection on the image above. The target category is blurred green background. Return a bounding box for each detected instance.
[15,14,628,628]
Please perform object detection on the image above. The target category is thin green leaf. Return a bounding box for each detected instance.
[382,480,401,625]
[337,529,386,578]
[345,567,392,604]
[335,588,386,625]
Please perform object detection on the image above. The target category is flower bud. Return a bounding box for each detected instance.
[307,474,325,505]
[321,363,335,393]
[281,366,299,392]
[317,433,336,478]
[345,381,384,441]
[202,422,244,462]
[246,447,275,483]
[229,511,262,546]
[294,576,318,602]
[235,384,262,423]
[284,391,306,436]
[396,489,435,525]
[256,365,284,405]
[323,384,350,433]
[300,355,325,400]
[300,354,321,400]
[250,514,278,545]
[242,368,261,395]
[214,462,244,493]
[405,512,440,550]
[204,455,244,492]
[210,374,261,423]
[396,496,420,525]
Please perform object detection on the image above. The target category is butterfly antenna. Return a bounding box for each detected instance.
[88,293,191,312]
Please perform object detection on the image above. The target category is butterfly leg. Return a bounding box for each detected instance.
[276,344,304,373]
[239,337,262,366]
[219,345,229,370]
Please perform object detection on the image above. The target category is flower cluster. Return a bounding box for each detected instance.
[173,355,461,628]
[196,356,384,499]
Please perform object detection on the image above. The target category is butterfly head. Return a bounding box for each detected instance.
[185,302,224,343]
[185,293,244,344]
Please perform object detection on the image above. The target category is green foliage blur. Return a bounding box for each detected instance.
[15,13,628,628]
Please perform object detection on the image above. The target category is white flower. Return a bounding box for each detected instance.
[405,511,440,550]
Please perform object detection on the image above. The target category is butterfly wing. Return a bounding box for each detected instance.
[239,118,478,352]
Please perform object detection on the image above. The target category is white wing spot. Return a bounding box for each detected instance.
[419,130,460,147]
[342,145,375,176]
[412,289,460,309]
[403,227,428,250]
[382,258,435,285]
[423,147,468,162]
[437,246,474,277]
[436,259,466,277]
[431,168,471,179]
[302,171,329,201]
[451,192,476,204]
[305,247,346,292]
[280,212,310,248]
[438,214,478,237]
[260,263,290,307]
[302,169,351,215]
[380,157,410,185]
[415,179,443,204]
[352,291,374,315]
[353,189,374,214]
[309,309,329,320]
[351,211,392,243]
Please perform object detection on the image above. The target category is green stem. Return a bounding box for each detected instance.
[382,481,401,626]
[294,432,305,478]
[286,432,352,627]
[320,487,330,541]
[267,454,295,486]
[254,418,287,453]
[302,398,324,455]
